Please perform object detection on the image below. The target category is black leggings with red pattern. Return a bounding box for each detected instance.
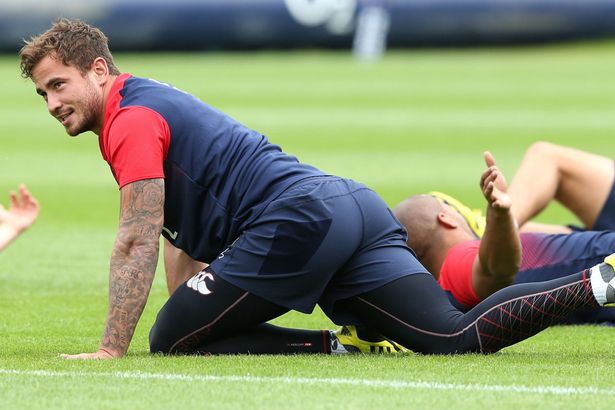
[149,268,596,355]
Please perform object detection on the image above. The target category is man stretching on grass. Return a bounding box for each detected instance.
[394,144,615,323]
[0,185,39,252]
[19,18,615,358]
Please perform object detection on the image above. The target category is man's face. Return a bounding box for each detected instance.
[31,55,103,136]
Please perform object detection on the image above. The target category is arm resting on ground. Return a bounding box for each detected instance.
[63,178,164,359]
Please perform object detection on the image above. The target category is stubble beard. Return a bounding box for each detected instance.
[67,80,103,137]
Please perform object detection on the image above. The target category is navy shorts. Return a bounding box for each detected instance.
[209,176,427,324]
[593,160,615,231]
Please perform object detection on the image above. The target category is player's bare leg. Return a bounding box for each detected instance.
[508,141,614,230]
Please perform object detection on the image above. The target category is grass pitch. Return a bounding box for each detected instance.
[1,41,615,409]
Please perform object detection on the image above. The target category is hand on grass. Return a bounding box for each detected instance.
[61,349,117,360]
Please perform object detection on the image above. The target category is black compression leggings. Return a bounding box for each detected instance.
[342,271,596,354]
[150,268,597,355]
[149,269,332,355]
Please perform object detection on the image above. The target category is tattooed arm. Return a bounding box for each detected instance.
[63,178,164,359]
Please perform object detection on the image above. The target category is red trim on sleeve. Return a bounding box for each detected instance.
[438,241,481,308]
[99,74,170,188]
[106,107,170,188]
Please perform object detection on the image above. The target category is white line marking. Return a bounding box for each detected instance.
[0,368,611,396]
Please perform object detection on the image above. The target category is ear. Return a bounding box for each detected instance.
[91,57,109,84]
[436,211,459,229]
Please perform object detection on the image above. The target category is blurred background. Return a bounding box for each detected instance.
[3,0,615,54]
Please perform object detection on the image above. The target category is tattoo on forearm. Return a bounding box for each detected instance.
[102,179,164,354]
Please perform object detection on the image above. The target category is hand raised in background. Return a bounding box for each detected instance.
[480,151,511,212]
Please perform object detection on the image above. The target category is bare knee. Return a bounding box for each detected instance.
[523,141,560,164]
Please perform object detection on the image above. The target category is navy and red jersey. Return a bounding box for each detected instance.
[439,231,615,310]
[99,74,323,262]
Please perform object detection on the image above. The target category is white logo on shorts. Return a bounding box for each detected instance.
[186,270,215,295]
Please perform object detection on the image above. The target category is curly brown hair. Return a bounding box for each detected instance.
[19,18,120,79]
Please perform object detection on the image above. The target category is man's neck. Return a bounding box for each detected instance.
[423,231,471,278]
[93,74,119,136]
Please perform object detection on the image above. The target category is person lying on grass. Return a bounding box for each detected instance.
[394,143,615,324]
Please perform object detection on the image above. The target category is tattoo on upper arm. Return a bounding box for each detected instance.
[121,179,164,220]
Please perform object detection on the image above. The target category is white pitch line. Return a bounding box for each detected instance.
[0,368,612,396]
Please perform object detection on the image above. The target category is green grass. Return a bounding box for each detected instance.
[2,41,615,409]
